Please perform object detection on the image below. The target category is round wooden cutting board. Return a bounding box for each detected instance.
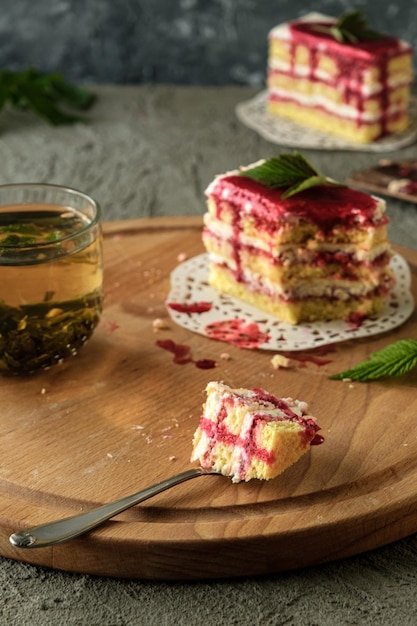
[1,216,417,580]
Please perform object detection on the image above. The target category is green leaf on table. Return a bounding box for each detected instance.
[238,152,342,198]
[0,67,95,125]
[330,339,417,382]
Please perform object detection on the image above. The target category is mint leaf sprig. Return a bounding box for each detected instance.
[313,10,382,44]
[0,68,95,125]
[330,339,417,382]
[238,152,342,199]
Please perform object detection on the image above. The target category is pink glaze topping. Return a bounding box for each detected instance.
[208,175,383,233]
[290,21,410,60]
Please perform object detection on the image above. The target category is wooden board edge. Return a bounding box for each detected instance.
[102,215,204,236]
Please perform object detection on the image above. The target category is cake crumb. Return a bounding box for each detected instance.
[40,387,46,395]
[153,318,170,331]
[220,352,231,361]
[177,252,187,263]
[168,455,177,462]
[271,354,296,369]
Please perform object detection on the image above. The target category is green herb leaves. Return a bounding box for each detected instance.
[313,10,382,44]
[0,222,62,251]
[330,339,417,382]
[0,294,101,373]
[0,68,95,125]
[238,152,341,199]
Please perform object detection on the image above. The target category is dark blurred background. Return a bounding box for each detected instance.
[0,0,415,86]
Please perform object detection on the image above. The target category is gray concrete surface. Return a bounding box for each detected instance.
[1,0,417,86]
[0,85,417,626]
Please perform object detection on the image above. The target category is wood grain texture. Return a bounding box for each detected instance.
[1,216,416,580]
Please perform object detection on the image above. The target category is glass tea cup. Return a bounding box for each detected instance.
[0,183,103,374]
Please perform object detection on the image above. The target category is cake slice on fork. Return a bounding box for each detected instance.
[191,381,322,483]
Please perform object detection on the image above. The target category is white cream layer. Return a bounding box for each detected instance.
[268,86,408,122]
[268,58,411,94]
[209,252,386,300]
[204,214,390,262]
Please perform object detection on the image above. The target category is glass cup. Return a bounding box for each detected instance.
[0,183,103,374]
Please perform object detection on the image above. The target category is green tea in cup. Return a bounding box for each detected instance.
[0,183,103,374]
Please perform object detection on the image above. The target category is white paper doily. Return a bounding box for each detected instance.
[236,91,417,152]
[166,253,414,351]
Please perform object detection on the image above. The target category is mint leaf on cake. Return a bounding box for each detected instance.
[311,11,382,43]
[238,152,342,198]
[330,10,382,43]
[330,339,417,382]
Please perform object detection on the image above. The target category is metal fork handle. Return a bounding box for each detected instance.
[9,467,212,549]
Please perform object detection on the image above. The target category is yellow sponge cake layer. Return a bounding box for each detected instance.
[208,263,386,325]
[267,100,408,144]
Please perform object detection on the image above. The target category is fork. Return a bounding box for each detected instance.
[9,467,218,548]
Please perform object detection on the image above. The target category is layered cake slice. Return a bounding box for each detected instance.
[202,153,394,324]
[267,11,414,143]
[191,381,322,483]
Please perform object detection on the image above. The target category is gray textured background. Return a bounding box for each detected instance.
[1,2,417,624]
[0,0,416,86]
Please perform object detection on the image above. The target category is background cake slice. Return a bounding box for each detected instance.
[191,381,322,483]
[202,153,395,324]
[267,11,414,143]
